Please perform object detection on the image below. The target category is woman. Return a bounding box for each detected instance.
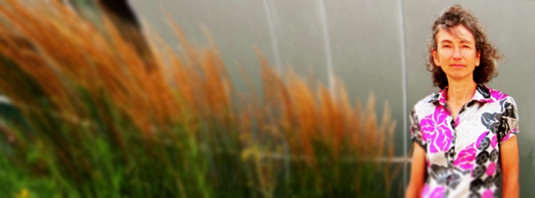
[406,5,519,198]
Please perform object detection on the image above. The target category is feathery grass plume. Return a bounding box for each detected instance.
[0,0,400,197]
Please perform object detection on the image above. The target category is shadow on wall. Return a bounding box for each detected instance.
[520,151,535,197]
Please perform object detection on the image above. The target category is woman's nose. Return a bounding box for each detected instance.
[452,47,462,60]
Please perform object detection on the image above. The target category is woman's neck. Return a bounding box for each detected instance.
[446,80,477,105]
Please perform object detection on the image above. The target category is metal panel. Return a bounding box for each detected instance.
[128,0,274,92]
[269,0,329,84]
[325,0,406,157]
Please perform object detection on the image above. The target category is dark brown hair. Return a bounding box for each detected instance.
[427,4,501,89]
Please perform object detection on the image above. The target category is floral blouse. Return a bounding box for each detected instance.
[410,84,519,198]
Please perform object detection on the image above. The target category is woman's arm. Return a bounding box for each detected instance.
[500,136,519,198]
[406,143,427,198]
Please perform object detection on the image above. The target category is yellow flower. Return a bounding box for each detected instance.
[15,188,29,198]
[241,146,260,161]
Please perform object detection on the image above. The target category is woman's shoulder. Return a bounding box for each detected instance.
[484,86,516,103]
[412,91,442,110]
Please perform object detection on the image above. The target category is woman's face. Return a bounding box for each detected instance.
[432,25,481,83]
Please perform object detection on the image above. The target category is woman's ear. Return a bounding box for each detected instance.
[432,49,440,67]
[475,51,481,66]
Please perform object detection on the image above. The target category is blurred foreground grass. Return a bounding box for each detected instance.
[0,0,400,197]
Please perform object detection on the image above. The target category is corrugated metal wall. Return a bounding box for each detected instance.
[129,0,535,196]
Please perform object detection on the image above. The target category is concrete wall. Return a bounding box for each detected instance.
[129,0,535,196]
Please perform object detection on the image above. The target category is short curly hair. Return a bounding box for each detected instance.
[427,4,502,89]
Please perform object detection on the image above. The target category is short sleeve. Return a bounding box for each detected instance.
[410,108,426,149]
[498,96,519,144]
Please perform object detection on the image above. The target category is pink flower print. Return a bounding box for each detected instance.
[421,184,430,197]
[429,187,446,198]
[482,189,494,198]
[420,107,452,153]
[490,89,507,102]
[439,94,447,105]
[481,98,494,103]
[500,128,518,144]
[454,143,476,170]
[491,135,498,148]
[486,162,496,176]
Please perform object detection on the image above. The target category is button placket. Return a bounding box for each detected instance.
[445,102,471,187]
[443,104,457,186]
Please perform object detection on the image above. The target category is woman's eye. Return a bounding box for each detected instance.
[442,45,451,48]
[462,45,471,49]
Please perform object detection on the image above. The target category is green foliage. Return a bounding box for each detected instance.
[0,1,399,197]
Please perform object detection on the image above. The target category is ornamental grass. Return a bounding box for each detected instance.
[0,0,400,197]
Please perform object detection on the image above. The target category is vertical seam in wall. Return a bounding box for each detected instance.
[262,0,282,73]
[262,0,290,182]
[318,0,334,92]
[398,0,409,194]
